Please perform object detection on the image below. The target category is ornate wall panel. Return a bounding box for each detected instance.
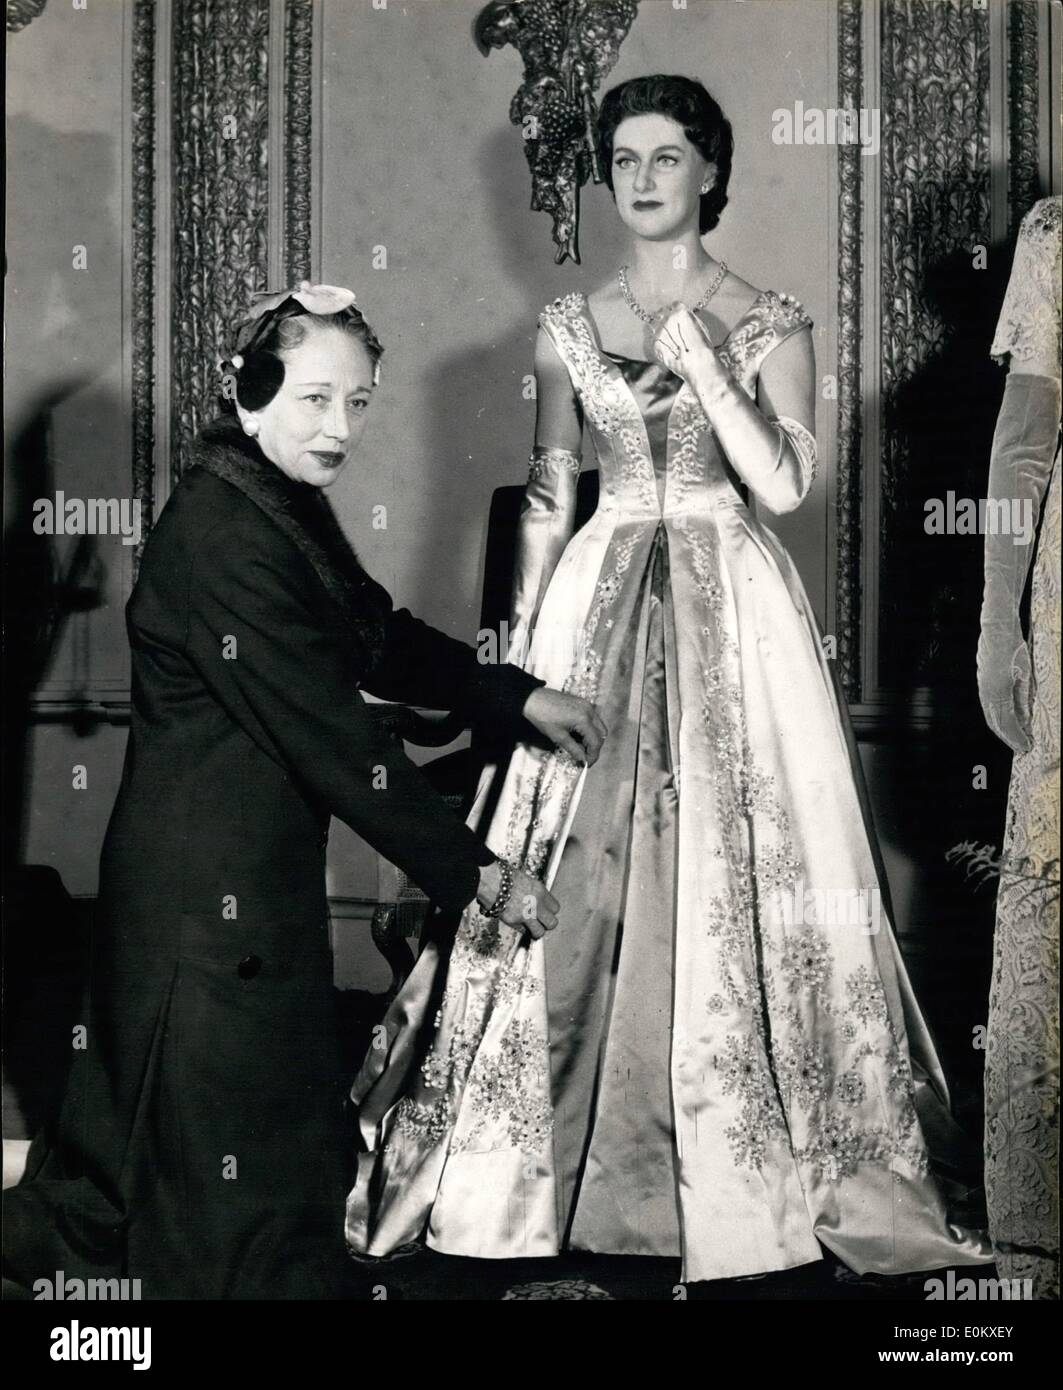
[284,0,315,284]
[877,0,992,702]
[169,0,273,475]
[129,0,317,548]
[835,0,865,703]
[836,0,1053,729]
[1008,0,1043,229]
[131,0,157,553]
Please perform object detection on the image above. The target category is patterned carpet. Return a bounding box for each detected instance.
[348,1244,992,1301]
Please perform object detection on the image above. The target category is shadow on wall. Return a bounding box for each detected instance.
[4,104,126,1134]
[411,126,548,615]
[861,208,1029,1138]
[4,107,124,867]
[882,239,1014,697]
[410,123,624,620]
[4,388,117,1139]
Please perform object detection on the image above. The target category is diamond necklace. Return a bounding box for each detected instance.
[617,260,728,326]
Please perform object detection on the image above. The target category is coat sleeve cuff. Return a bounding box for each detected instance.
[435,836,496,914]
[460,662,545,732]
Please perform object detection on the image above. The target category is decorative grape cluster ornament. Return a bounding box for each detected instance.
[474,0,639,265]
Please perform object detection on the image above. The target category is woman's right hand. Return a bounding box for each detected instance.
[476,860,560,938]
[522,686,607,767]
[651,302,720,384]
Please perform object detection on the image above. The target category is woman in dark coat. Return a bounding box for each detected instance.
[4,284,604,1299]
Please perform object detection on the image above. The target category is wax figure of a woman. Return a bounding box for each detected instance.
[347,77,992,1283]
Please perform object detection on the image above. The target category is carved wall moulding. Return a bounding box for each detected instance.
[1007,0,1042,232]
[131,0,157,570]
[169,0,272,478]
[284,0,315,284]
[130,0,316,525]
[835,0,864,704]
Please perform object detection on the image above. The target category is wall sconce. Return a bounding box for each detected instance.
[474,0,639,265]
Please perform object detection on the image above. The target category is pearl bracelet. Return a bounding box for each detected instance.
[483,858,515,919]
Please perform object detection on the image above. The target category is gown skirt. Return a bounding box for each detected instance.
[346,292,992,1282]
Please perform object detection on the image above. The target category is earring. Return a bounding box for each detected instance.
[242,419,259,438]
[700,183,711,195]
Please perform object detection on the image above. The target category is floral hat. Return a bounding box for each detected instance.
[228,281,359,368]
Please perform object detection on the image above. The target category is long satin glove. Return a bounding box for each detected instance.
[977,372,1061,753]
[508,445,580,668]
[652,303,817,514]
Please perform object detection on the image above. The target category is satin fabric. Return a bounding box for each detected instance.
[346,291,992,1280]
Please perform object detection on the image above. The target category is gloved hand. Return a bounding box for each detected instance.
[977,372,1060,753]
[977,625,1033,753]
[651,302,817,514]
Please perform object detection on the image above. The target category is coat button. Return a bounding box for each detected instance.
[237,954,262,980]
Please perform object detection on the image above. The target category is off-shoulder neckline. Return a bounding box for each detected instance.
[580,288,784,368]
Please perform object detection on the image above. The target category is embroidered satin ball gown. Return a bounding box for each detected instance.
[346,288,992,1282]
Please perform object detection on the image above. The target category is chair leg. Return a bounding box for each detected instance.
[370,903,415,1002]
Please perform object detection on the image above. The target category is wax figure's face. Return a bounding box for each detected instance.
[240,326,375,487]
[610,113,713,241]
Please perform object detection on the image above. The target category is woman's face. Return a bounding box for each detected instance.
[239,326,374,487]
[610,113,712,242]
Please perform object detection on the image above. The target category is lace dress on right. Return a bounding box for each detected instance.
[984,195,1061,1300]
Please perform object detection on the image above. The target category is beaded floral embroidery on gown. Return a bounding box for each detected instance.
[346,290,992,1281]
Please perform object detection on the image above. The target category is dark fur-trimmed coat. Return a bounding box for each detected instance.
[5,417,541,1299]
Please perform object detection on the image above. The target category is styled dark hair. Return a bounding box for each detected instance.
[220,305,385,414]
[597,75,733,235]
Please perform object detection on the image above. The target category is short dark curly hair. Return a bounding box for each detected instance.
[597,75,733,235]
[220,305,385,414]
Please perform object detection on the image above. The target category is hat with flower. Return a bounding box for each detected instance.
[226,282,360,372]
